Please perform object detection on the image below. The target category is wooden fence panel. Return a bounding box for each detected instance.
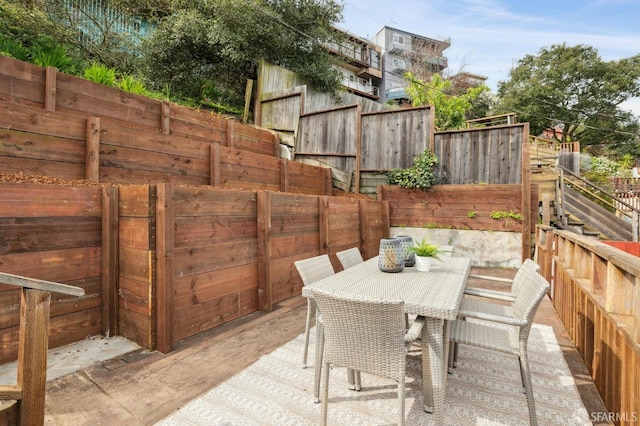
[434,124,526,184]
[0,184,103,363]
[259,87,305,133]
[326,197,361,271]
[379,184,531,232]
[296,104,359,172]
[361,107,432,171]
[0,57,46,107]
[269,193,321,304]
[171,187,259,342]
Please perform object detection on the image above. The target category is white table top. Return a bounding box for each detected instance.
[302,256,471,320]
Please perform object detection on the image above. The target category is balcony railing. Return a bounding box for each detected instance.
[341,75,379,97]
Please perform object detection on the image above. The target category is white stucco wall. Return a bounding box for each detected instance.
[390,227,523,268]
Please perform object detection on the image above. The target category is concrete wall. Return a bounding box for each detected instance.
[390,227,523,268]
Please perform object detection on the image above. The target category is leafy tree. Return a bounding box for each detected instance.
[405,72,489,130]
[495,44,640,155]
[138,0,344,109]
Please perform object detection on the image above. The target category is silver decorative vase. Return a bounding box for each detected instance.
[396,235,416,267]
[378,238,405,273]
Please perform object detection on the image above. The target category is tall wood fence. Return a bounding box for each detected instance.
[0,182,387,361]
[433,123,529,184]
[295,104,433,193]
[535,226,640,424]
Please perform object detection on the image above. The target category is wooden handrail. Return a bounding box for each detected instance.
[0,273,84,425]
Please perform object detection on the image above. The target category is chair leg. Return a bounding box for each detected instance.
[347,368,362,391]
[519,351,538,426]
[321,360,330,426]
[303,300,315,368]
[314,321,324,403]
[398,377,406,426]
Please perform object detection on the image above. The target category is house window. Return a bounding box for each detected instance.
[392,33,405,45]
[392,58,406,70]
[370,51,380,69]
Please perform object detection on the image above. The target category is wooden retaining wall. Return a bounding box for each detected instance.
[0,183,388,359]
[0,184,104,364]
[379,184,537,261]
[536,226,640,424]
[0,100,330,193]
[0,56,276,156]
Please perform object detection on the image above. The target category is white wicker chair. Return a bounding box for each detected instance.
[463,258,540,302]
[335,247,364,270]
[449,266,550,426]
[310,288,424,426]
[294,254,335,368]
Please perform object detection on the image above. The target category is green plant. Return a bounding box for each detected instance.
[0,37,29,61]
[467,211,477,218]
[386,150,439,190]
[31,43,76,73]
[117,75,148,95]
[490,210,523,220]
[408,237,442,258]
[84,63,116,86]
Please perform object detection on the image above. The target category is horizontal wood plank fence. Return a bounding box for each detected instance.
[0,183,388,359]
[0,97,330,194]
[379,184,536,261]
[1,56,276,156]
[535,226,640,423]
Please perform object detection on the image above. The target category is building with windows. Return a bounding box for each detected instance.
[371,26,451,104]
[328,26,383,100]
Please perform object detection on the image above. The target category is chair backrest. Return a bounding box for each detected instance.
[511,258,541,294]
[335,247,364,270]
[310,288,406,380]
[294,254,335,286]
[512,267,551,336]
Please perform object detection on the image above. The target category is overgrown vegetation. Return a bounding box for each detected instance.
[386,150,439,190]
[405,72,490,130]
[0,0,344,115]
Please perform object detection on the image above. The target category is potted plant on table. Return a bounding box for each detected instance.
[408,237,442,272]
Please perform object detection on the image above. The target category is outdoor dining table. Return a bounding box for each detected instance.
[301,255,471,425]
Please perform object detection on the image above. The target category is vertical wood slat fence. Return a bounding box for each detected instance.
[535,226,640,424]
[434,123,529,185]
[295,104,433,193]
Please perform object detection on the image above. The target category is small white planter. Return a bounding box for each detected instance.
[414,256,433,272]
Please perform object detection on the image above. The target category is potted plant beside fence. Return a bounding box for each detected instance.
[408,237,442,272]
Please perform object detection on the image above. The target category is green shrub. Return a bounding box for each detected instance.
[386,150,439,190]
[84,63,116,86]
[117,75,147,95]
[0,37,29,60]
[31,43,76,74]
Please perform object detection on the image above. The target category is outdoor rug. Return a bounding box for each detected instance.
[156,323,591,425]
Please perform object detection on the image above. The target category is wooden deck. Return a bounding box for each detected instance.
[40,267,610,425]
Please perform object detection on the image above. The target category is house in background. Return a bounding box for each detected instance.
[328,27,383,100]
[371,26,451,104]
